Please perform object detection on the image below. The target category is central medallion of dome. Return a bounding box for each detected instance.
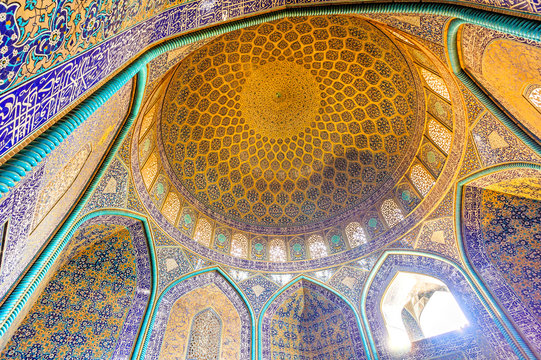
[160,15,424,233]
[240,61,319,140]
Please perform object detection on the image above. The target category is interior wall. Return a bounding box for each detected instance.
[260,279,366,360]
[462,184,541,356]
[461,25,541,140]
[144,271,252,359]
[0,219,150,359]
[0,80,133,301]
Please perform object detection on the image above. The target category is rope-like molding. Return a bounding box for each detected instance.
[454,162,541,360]
[0,70,148,341]
[0,3,539,359]
[446,19,541,156]
[0,2,540,197]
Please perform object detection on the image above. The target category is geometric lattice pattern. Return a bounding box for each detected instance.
[162,15,420,229]
[481,190,541,321]
[1,228,137,359]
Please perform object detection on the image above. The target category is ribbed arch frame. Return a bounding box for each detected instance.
[139,267,256,359]
[0,4,539,360]
[360,249,536,359]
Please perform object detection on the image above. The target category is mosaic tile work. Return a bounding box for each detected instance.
[1,221,150,359]
[0,164,43,300]
[33,143,91,227]
[160,283,241,359]
[461,25,541,140]
[83,157,129,215]
[156,246,193,292]
[472,112,540,166]
[368,14,449,45]
[468,167,541,200]
[428,188,454,219]
[3,0,538,160]
[145,271,252,360]
[364,253,518,359]
[327,265,369,309]
[150,221,178,246]
[458,135,482,179]
[458,83,485,127]
[261,279,366,359]
[481,190,541,321]
[161,15,423,231]
[0,80,132,300]
[462,186,541,354]
[145,37,217,102]
[414,217,459,262]
[238,274,280,316]
[131,13,467,272]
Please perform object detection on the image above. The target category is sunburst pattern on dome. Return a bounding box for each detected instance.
[161,15,423,230]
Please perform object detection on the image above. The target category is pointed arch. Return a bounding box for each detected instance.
[259,276,368,360]
[0,210,157,359]
[186,308,222,360]
[141,267,255,360]
[360,249,530,359]
[456,162,541,358]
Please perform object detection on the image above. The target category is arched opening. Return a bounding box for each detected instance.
[144,270,252,359]
[382,272,468,351]
[0,215,153,359]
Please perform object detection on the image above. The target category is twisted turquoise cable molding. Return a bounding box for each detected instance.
[138,267,256,359]
[0,2,540,358]
[0,69,148,341]
[0,2,541,197]
[359,249,534,360]
[256,275,371,360]
[446,19,541,155]
[454,162,541,360]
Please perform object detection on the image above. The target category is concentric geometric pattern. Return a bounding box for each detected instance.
[161,15,422,230]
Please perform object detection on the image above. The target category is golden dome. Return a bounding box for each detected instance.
[160,15,424,233]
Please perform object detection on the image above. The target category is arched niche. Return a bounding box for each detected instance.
[260,278,366,360]
[0,214,153,359]
[460,164,541,356]
[144,270,252,359]
[362,252,518,359]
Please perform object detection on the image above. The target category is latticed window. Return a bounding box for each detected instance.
[230,233,248,258]
[308,235,328,258]
[527,85,541,110]
[428,119,452,154]
[141,151,159,188]
[186,308,222,360]
[194,218,212,247]
[381,199,405,228]
[345,222,367,247]
[269,238,287,262]
[410,164,435,197]
[421,69,450,101]
[162,192,180,224]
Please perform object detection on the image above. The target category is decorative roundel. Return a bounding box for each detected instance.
[160,15,424,232]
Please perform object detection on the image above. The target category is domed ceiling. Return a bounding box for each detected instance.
[160,15,424,233]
